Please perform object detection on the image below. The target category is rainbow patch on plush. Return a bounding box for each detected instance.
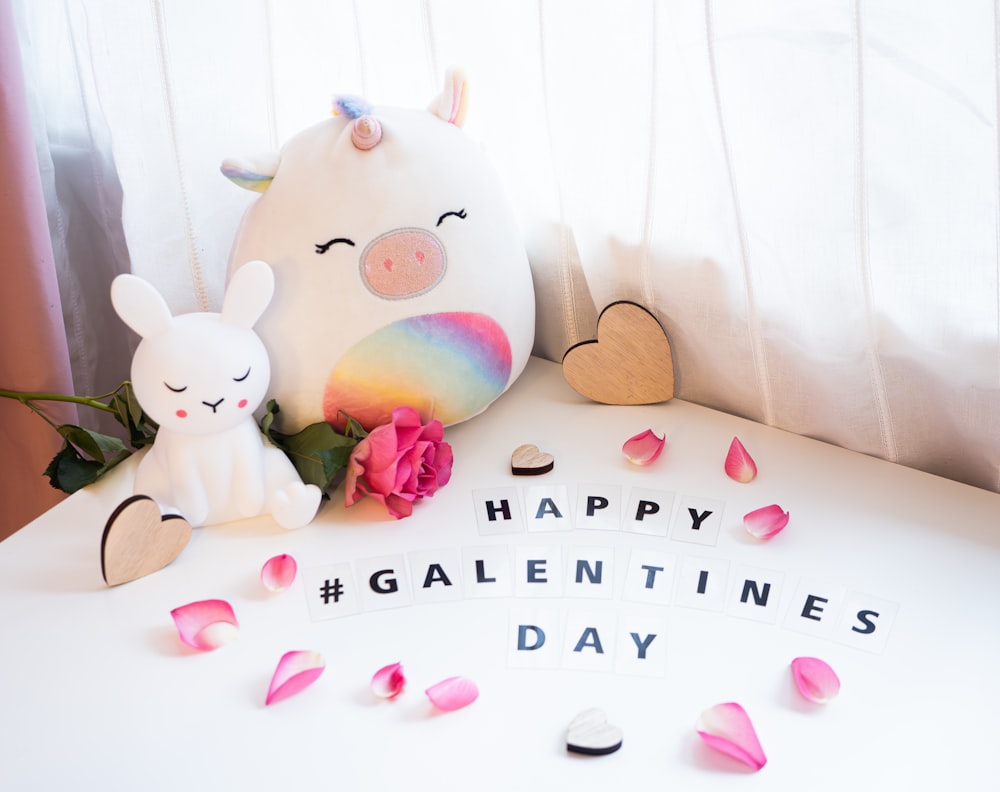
[323,312,512,431]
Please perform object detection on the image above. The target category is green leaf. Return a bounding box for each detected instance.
[109,384,157,448]
[110,390,136,433]
[343,414,369,440]
[260,403,359,492]
[260,399,279,438]
[109,392,131,432]
[44,443,98,493]
[43,441,131,494]
[276,423,358,492]
[123,382,145,427]
[57,424,128,465]
[127,409,158,448]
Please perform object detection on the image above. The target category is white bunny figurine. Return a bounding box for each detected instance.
[110,260,322,529]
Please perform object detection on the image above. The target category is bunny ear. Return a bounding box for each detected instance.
[222,260,274,328]
[110,274,174,339]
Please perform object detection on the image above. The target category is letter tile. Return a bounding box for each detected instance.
[564,546,616,600]
[725,564,785,624]
[675,555,731,612]
[836,592,899,654]
[303,562,361,621]
[525,484,573,532]
[783,577,847,639]
[515,545,564,598]
[562,611,617,673]
[670,495,725,546]
[575,484,622,532]
[473,487,524,535]
[624,487,676,537]
[408,547,463,605]
[355,554,413,612]
[622,549,677,606]
[462,544,513,599]
[508,608,562,669]
[614,614,669,677]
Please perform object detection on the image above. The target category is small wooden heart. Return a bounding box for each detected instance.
[511,443,554,476]
[101,495,192,586]
[562,301,674,405]
[566,708,623,756]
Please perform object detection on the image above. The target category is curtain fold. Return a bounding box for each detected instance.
[8,0,1000,519]
[0,0,77,540]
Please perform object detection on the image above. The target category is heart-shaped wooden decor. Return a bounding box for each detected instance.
[566,708,624,756]
[511,443,555,476]
[101,495,192,586]
[561,301,674,405]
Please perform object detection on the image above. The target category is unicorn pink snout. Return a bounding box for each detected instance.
[360,228,446,298]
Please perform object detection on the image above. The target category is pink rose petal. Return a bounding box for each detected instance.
[622,429,665,466]
[170,599,239,651]
[425,676,478,711]
[743,504,789,540]
[725,436,757,482]
[371,661,407,700]
[791,656,841,703]
[696,702,767,771]
[265,650,325,706]
[261,553,297,593]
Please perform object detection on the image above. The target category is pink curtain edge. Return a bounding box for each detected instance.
[0,0,79,540]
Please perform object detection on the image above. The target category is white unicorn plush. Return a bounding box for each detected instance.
[110,260,321,529]
[222,69,536,436]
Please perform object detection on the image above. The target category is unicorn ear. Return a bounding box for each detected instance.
[111,274,174,339]
[220,151,281,193]
[222,260,275,329]
[429,67,469,127]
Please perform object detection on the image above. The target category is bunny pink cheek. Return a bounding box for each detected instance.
[176,409,188,418]
[238,399,248,409]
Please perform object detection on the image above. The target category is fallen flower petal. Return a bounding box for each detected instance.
[170,599,239,651]
[266,650,325,706]
[743,504,789,540]
[696,702,767,771]
[622,429,665,466]
[791,657,841,703]
[725,436,757,482]
[371,661,406,700]
[261,553,297,593]
[425,676,479,711]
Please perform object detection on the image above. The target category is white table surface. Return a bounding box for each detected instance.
[2,356,998,790]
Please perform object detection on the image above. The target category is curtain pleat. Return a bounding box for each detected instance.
[8,0,1000,518]
[704,0,774,427]
[853,0,898,465]
[0,0,77,539]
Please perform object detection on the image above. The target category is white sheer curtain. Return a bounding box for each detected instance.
[13,0,1000,495]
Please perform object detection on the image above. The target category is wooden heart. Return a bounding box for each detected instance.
[101,495,192,586]
[561,301,674,405]
[511,443,554,476]
[566,708,623,756]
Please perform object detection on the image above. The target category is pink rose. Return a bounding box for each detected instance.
[344,406,453,519]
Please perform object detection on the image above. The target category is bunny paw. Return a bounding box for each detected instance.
[271,482,322,529]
